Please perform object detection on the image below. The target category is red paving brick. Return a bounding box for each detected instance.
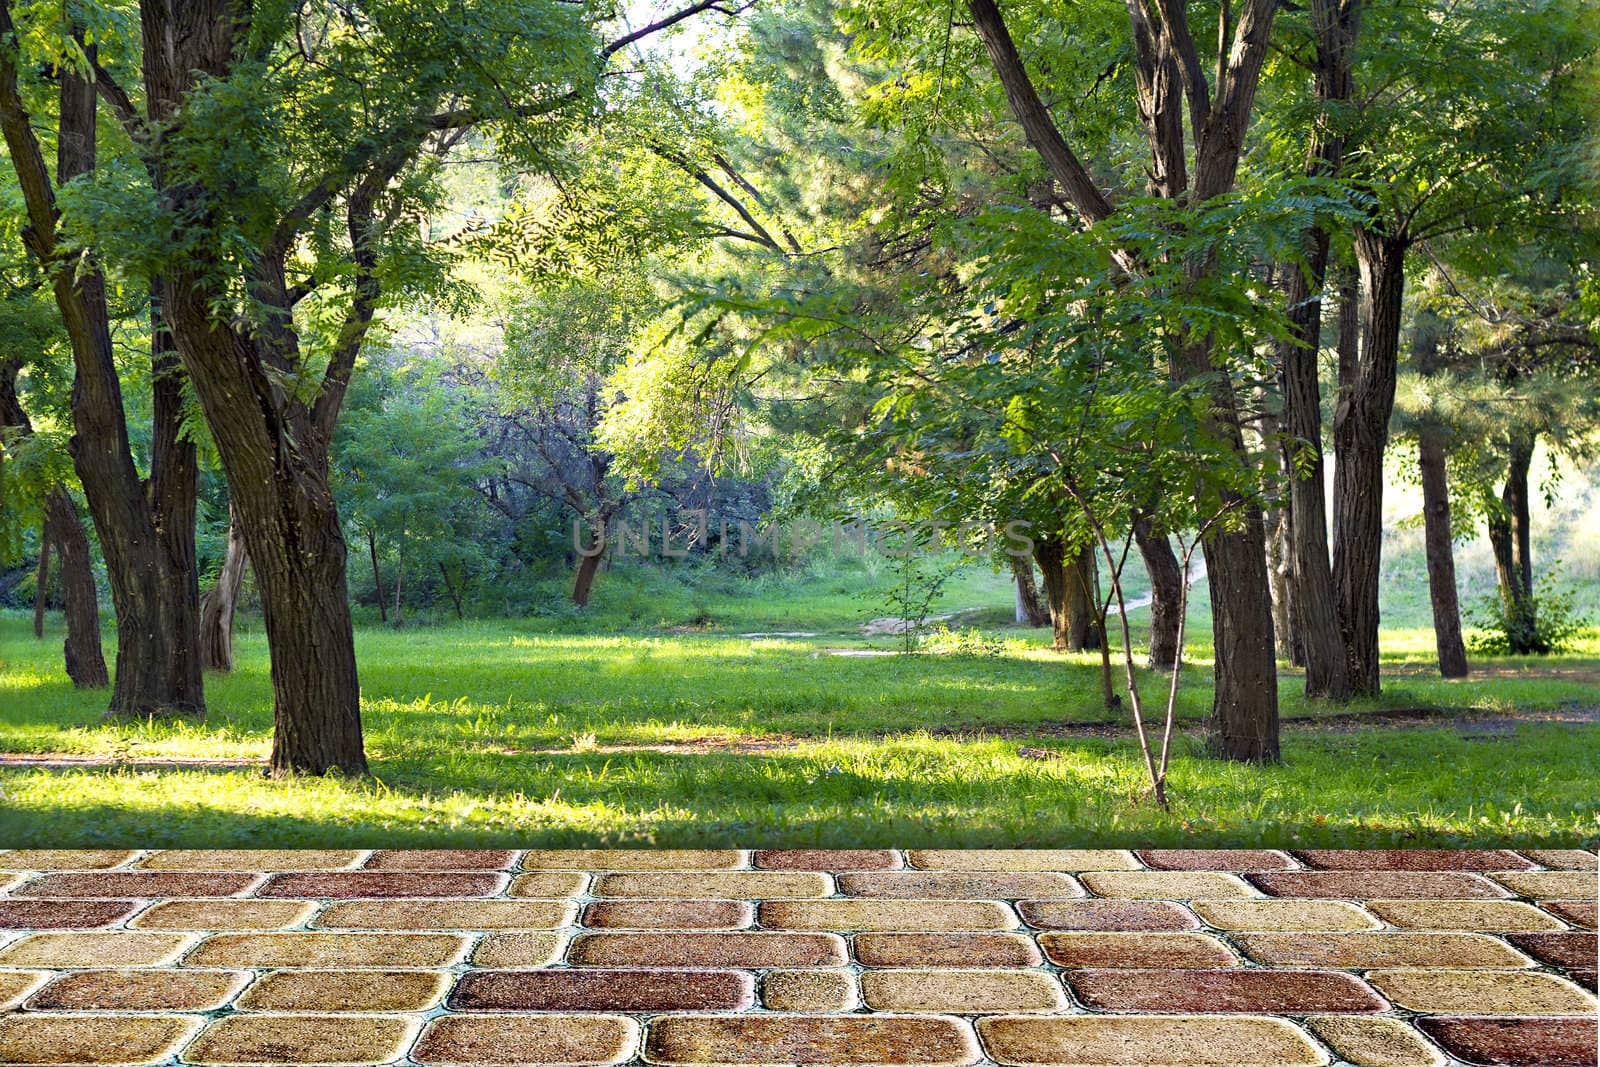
[1417,1016,1599,1066]
[1505,931,1599,970]
[0,900,139,929]
[1293,848,1535,870]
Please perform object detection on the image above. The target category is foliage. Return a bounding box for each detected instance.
[1469,566,1594,657]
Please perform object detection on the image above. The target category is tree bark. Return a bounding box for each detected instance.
[1008,553,1049,627]
[1418,430,1469,677]
[44,489,110,687]
[1033,537,1071,651]
[200,506,248,672]
[367,529,388,623]
[1034,537,1102,651]
[572,539,605,608]
[1132,515,1183,670]
[1264,504,1298,664]
[31,527,49,638]
[438,561,465,619]
[1487,428,1537,652]
[1065,544,1103,651]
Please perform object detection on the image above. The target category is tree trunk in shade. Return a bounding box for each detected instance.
[31,528,49,638]
[44,489,109,688]
[1132,515,1183,670]
[1418,431,1469,677]
[1009,554,1049,627]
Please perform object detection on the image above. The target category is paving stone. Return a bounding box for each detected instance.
[129,899,314,930]
[363,849,517,869]
[470,932,567,966]
[0,1015,197,1065]
[519,849,743,870]
[0,900,139,929]
[908,849,1137,871]
[1416,1016,1599,1067]
[316,899,575,929]
[568,930,846,967]
[184,1015,416,1065]
[1037,932,1238,968]
[1492,870,1599,898]
[581,899,753,929]
[413,1015,638,1065]
[1517,850,1597,870]
[1367,969,1596,1014]
[975,1015,1326,1066]
[506,872,589,897]
[1190,899,1380,931]
[860,969,1067,1012]
[25,969,242,1011]
[185,931,466,967]
[0,851,135,871]
[1250,871,1509,899]
[0,971,47,1010]
[838,872,1082,899]
[755,849,902,870]
[645,1015,981,1066]
[1066,968,1386,1013]
[0,932,192,967]
[1232,932,1531,968]
[236,969,450,1011]
[1505,930,1598,969]
[760,899,1016,931]
[1367,899,1566,930]
[1018,899,1199,931]
[763,969,858,1011]
[258,871,505,898]
[18,872,258,898]
[135,849,360,870]
[450,968,753,1011]
[1080,871,1255,899]
[1570,969,1597,992]
[854,932,1042,967]
[1137,849,1296,871]
[593,871,831,898]
[1305,1016,1445,1067]
[1294,849,1533,871]
[1538,899,1598,929]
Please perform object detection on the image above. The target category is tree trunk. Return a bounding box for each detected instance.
[43,489,110,688]
[200,506,248,672]
[392,515,405,623]
[1033,537,1071,651]
[572,542,605,608]
[1132,515,1183,670]
[1035,538,1102,651]
[1264,504,1297,664]
[1008,554,1049,627]
[367,529,388,623]
[1418,430,1469,677]
[1488,428,1537,653]
[438,561,465,620]
[32,527,49,638]
[1332,230,1406,697]
[1065,545,1103,651]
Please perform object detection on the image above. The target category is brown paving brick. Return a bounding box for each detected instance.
[317,899,575,929]
[861,969,1066,1012]
[975,1015,1325,1066]
[1305,1017,1445,1067]
[0,932,191,967]
[582,898,752,929]
[185,931,466,967]
[763,969,858,1011]
[646,1015,980,1066]
[761,899,1016,931]
[1539,899,1598,929]
[129,899,314,930]
[1137,849,1296,871]
[0,971,47,1010]
[1518,850,1597,870]
[1018,899,1198,930]
[1493,870,1599,898]
[1067,967,1385,1013]
[0,850,134,871]
[135,849,360,870]
[19,871,258,898]
[0,899,138,929]
[1250,871,1509,899]
[1416,1016,1598,1067]
[520,848,743,870]
[413,1015,638,1065]
[755,849,902,870]
[363,849,517,869]
[570,930,845,967]
[1506,930,1598,970]
[451,968,753,1011]
[184,1015,415,1065]
[1571,969,1597,992]
[0,1015,197,1065]
[236,969,449,1011]
[1294,849,1533,871]
[25,969,243,1011]
[258,871,505,898]
[855,932,1042,967]
[1234,932,1531,968]
[1368,969,1596,1014]
[470,932,566,966]
[908,849,1137,871]
[839,871,1082,899]
[1368,899,1567,930]
[594,871,830,898]
[1037,932,1237,968]
[1191,898,1379,930]
[507,871,589,897]
[1080,871,1255,899]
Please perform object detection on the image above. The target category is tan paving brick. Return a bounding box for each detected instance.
[1080,871,1256,899]
[135,850,361,870]
[1138,849,1297,871]
[19,872,258,898]
[236,969,450,1011]
[450,968,754,1011]
[861,969,1067,1012]
[908,849,1137,871]
[763,969,858,1011]
[1305,1017,1445,1067]
[854,932,1042,967]
[1366,969,1596,1014]
[413,1015,638,1065]
[0,971,48,1009]
[0,851,135,871]
[581,899,753,929]
[761,899,1016,930]
[1019,899,1198,930]
[0,1015,198,1065]
[569,931,846,967]
[975,1015,1326,1066]
[363,849,516,869]
[506,871,589,897]
[1037,931,1238,968]
[593,871,831,898]
[185,931,466,967]
[839,872,1082,899]
[1067,968,1386,1013]
[128,899,314,930]
[1191,898,1379,931]
[1367,899,1567,930]
[646,1015,981,1065]
[1233,932,1531,968]
[1295,849,1532,871]
[1251,871,1509,898]
[519,849,743,870]
[1417,1016,1599,1067]
[25,969,244,1011]
[1492,870,1599,898]
[315,899,575,929]
[1538,899,1598,929]
[470,932,567,966]
[184,1015,416,1065]
[0,900,141,930]
[755,849,902,870]
[258,871,505,898]
[0,932,192,967]
[1519,849,1598,870]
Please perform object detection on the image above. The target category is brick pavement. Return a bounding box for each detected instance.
[0,848,1594,1065]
